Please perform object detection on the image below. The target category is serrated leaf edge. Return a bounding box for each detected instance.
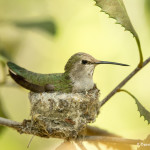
[119,89,150,124]
[94,0,138,38]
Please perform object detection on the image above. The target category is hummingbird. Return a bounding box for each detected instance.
[7,52,129,93]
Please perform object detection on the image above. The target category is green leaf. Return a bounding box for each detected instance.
[120,90,150,124]
[14,20,57,35]
[135,98,150,124]
[94,0,137,37]
[94,0,143,65]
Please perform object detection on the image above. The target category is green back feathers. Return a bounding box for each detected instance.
[7,61,72,93]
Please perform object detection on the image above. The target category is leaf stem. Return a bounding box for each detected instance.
[135,36,143,67]
[100,57,150,107]
[119,89,150,124]
[118,89,136,98]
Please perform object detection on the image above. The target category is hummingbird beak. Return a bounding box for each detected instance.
[95,61,129,66]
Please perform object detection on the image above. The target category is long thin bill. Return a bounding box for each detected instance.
[96,61,129,66]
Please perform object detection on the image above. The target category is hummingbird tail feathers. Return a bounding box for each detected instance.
[7,62,56,93]
[9,70,45,93]
[7,61,28,77]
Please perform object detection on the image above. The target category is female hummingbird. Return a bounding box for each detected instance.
[7,52,129,93]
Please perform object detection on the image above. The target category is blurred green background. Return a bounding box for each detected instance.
[0,0,150,149]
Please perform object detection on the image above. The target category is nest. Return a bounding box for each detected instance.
[29,87,100,139]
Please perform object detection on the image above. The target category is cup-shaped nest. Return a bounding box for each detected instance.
[29,87,100,139]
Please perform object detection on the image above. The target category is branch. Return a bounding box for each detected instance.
[0,117,21,128]
[0,117,51,138]
[0,117,143,146]
[0,118,118,138]
[100,57,150,107]
[79,136,142,145]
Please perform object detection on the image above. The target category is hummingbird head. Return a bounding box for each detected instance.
[65,52,97,75]
[65,52,129,75]
[64,52,129,92]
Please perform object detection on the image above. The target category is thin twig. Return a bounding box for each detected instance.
[79,136,142,145]
[27,136,34,148]
[100,57,150,107]
[0,117,51,138]
[0,117,21,128]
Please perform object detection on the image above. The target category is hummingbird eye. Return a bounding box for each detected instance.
[82,60,88,64]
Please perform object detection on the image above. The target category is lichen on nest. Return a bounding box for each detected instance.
[29,86,100,139]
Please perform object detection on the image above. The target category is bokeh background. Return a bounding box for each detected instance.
[0,0,150,149]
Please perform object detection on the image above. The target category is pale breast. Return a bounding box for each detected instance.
[72,77,94,92]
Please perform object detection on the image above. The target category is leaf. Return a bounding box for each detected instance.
[94,0,144,65]
[14,20,57,35]
[120,90,150,124]
[131,95,150,124]
[94,0,138,37]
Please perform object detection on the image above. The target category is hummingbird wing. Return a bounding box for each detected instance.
[7,62,72,93]
[9,70,46,92]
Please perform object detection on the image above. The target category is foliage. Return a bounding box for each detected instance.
[94,0,149,126]
[14,20,57,35]
[120,90,150,124]
[145,0,150,29]
[94,0,143,65]
[94,0,137,37]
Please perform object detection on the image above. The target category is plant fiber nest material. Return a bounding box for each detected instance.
[29,87,100,139]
